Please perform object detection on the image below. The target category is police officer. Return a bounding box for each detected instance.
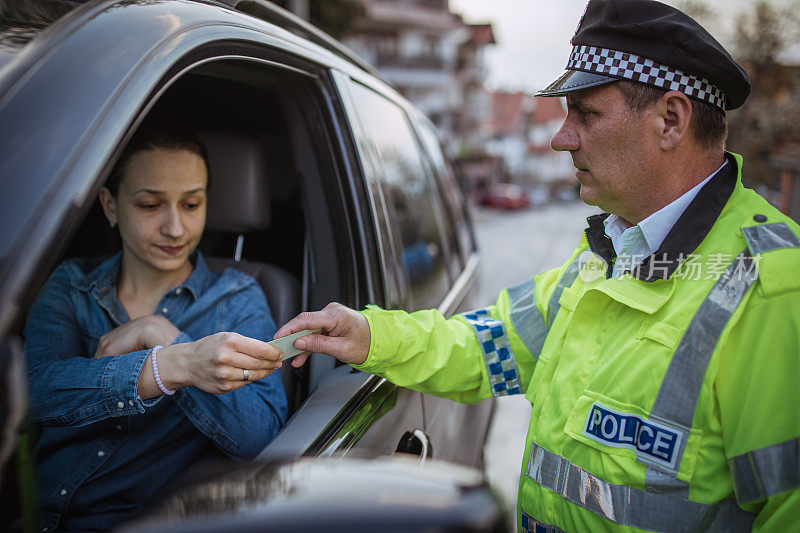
[277,0,800,530]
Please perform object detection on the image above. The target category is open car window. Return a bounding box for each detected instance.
[29,51,361,418]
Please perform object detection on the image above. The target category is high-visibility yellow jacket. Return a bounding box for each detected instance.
[355,154,800,532]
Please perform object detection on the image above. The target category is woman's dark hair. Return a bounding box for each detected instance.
[105,117,209,196]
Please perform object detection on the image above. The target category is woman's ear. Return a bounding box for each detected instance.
[99,187,118,228]
[656,90,692,151]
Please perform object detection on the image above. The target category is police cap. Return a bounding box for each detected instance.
[536,0,750,110]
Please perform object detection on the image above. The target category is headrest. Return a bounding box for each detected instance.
[200,131,271,233]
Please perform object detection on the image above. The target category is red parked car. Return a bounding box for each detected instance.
[482,183,531,210]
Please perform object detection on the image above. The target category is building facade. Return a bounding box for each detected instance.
[484,91,573,186]
[340,0,495,153]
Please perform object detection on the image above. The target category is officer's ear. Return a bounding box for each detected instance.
[654,90,692,151]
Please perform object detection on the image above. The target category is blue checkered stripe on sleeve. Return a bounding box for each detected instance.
[461,309,522,396]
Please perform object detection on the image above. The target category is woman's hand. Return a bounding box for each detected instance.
[95,315,180,358]
[139,332,283,397]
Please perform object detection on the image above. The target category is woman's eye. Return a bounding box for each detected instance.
[183,203,200,210]
[137,203,159,210]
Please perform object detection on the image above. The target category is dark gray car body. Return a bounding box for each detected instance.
[0,0,496,530]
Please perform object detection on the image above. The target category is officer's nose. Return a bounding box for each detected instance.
[551,121,579,153]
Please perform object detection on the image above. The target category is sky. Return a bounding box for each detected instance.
[449,0,799,92]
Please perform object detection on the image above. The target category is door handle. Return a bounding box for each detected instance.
[395,429,433,461]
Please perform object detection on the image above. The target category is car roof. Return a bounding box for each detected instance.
[0,0,384,79]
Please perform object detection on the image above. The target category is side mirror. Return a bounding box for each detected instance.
[121,454,509,532]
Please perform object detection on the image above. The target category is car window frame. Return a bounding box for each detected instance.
[2,23,396,451]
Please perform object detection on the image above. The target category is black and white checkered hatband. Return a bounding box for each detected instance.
[567,45,726,110]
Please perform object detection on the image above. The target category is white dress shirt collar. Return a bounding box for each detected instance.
[603,160,727,276]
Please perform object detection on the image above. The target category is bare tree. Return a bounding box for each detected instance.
[726,0,800,186]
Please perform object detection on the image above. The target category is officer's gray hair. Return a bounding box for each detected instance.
[616,80,728,150]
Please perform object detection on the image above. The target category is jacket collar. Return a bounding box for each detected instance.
[585,152,740,282]
[74,250,210,324]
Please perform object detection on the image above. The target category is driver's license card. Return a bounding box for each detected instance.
[269,329,323,361]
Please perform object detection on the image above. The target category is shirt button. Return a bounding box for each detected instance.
[97,450,105,457]
[116,424,123,431]
[117,401,124,409]
[128,400,134,406]
[162,307,169,314]
[60,489,67,496]
[753,214,767,223]
[175,288,182,295]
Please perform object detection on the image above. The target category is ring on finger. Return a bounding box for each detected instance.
[242,368,250,381]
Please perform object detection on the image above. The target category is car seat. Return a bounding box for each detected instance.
[199,131,304,413]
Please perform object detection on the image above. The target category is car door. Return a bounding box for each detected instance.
[410,115,494,468]
[333,72,491,467]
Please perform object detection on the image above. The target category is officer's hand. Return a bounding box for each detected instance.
[274,303,371,368]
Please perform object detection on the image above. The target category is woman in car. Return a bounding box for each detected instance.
[23,118,287,532]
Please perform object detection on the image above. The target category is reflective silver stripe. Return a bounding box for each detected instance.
[741,222,800,254]
[547,255,582,327]
[702,498,759,531]
[526,444,754,532]
[520,511,565,533]
[508,279,548,359]
[646,226,800,481]
[645,466,689,496]
[460,308,522,396]
[729,437,800,504]
[647,250,758,476]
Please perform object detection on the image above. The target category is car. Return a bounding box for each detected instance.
[481,183,531,210]
[553,184,579,203]
[526,185,550,207]
[0,1,503,530]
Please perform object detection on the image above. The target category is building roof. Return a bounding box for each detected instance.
[531,96,565,124]
[487,93,566,137]
[467,24,496,45]
[488,91,532,136]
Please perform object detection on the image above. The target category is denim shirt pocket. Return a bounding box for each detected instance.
[77,325,102,356]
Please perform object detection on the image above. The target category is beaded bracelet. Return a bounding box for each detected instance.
[151,345,176,396]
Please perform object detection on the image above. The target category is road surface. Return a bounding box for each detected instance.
[472,200,600,524]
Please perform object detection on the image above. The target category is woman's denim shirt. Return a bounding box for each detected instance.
[23,251,288,532]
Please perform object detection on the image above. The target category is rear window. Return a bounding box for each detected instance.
[415,119,475,264]
[347,81,452,310]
